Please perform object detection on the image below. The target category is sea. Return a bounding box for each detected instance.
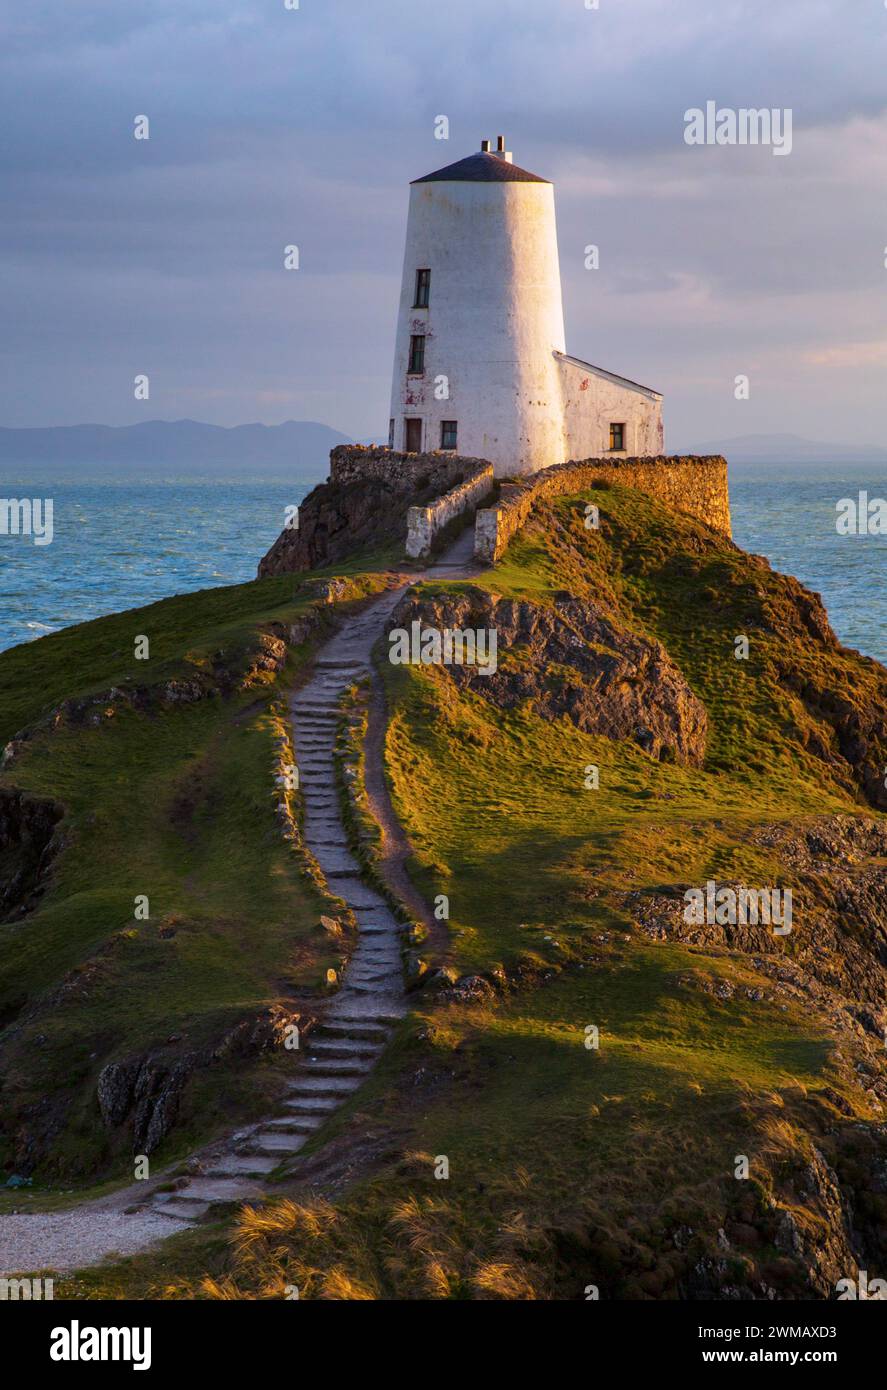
[0,462,885,661]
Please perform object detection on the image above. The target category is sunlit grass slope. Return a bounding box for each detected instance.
[86,487,887,1300]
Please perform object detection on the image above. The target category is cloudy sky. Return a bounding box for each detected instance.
[1,0,885,448]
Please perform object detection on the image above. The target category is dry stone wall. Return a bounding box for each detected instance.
[474,455,731,563]
[259,446,492,576]
[406,462,494,559]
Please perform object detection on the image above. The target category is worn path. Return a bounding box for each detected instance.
[0,529,477,1274]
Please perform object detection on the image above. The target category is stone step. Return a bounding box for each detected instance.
[203,1154,281,1179]
[346,973,401,991]
[152,1205,201,1224]
[308,1036,384,1058]
[245,1131,310,1154]
[281,1098,341,1118]
[317,1020,391,1041]
[325,1011,403,1029]
[288,1074,360,1095]
[303,1056,375,1075]
[169,1177,264,1203]
[153,1195,212,1219]
[272,1111,326,1130]
[349,959,402,975]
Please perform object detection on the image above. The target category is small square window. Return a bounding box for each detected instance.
[408,335,425,375]
[609,423,625,451]
[440,421,458,450]
[414,269,431,308]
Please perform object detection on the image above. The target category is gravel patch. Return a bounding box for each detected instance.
[0,1210,191,1275]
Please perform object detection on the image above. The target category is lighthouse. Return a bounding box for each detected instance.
[388,137,663,477]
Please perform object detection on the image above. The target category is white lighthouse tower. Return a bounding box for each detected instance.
[388,137,663,477]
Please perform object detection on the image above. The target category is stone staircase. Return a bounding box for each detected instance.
[145,590,412,1225]
[145,540,477,1227]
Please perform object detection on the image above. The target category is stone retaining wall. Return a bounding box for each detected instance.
[330,444,489,491]
[406,462,494,559]
[474,455,731,563]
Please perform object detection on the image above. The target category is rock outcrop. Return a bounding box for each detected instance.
[95,1005,310,1155]
[258,447,490,576]
[0,789,64,921]
[628,815,887,1057]
[388,588,708,765]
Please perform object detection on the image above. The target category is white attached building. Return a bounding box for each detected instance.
[388,138,663,477]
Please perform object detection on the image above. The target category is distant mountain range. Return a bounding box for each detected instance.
[687,433,886,465]
[2,422,883,479]
[0,419,354,479]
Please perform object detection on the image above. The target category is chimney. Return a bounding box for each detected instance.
[481,139,491,152]
[493,134,513,164]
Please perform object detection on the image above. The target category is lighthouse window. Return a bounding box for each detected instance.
[440,421,458,450]
[414,269,431,308]
[408,335,426,374]
[609,422,625,451]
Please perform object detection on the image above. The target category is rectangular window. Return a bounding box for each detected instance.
[388,418,395,448]
[440,421,458,450]
[404,417,423,452]
[609,422,625,451]
[414,269,431,308]
[408,335,426,374]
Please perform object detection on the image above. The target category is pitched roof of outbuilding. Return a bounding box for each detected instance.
[413,151,550,184]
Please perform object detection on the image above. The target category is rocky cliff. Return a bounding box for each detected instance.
[258,446,490,576]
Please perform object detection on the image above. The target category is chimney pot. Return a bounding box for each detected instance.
[497,135,505,151]
[481,139,491,152]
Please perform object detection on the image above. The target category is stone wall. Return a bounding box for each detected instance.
[406,462,494,559]
[474,454,731,563]
[258,445,494,577]
[330,444,488,491]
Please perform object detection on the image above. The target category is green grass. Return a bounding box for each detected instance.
[10,486,887,1297]
[0,563,390,1180]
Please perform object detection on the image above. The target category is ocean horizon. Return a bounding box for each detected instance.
[0,462,885,661]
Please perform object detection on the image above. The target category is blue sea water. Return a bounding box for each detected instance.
[0,464,885,662]
[729,461,887,663]
[0,481,311,653]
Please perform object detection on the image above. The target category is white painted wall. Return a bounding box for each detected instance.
[388,151,664,477]
[389,174,568,476]
[557,355,664,459]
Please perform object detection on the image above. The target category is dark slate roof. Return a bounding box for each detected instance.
[413,151,549,184]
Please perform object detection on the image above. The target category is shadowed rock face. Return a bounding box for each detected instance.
[0,789,64,922]
[389,589,708,765]
[258,456,477,576]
